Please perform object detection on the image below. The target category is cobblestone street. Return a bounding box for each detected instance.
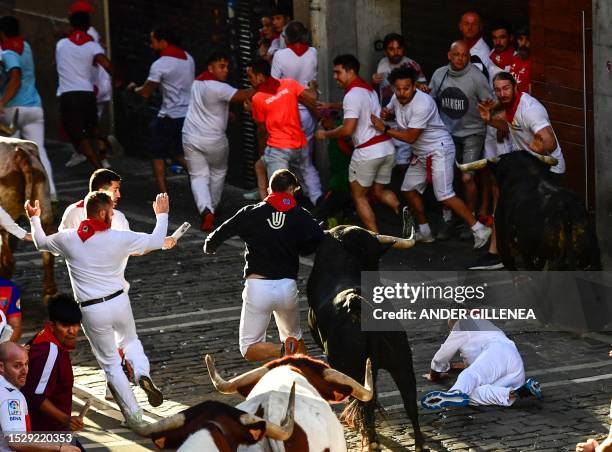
[11,143,612,451]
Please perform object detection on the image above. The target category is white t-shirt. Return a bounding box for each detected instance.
[469,37,493,80]
[508,93,566,174]
[343,86,395,162]
[271,47,317,112]
[31,214,167,302]
[56,37,105,95]
[59,202,130,231]
[388,90,453,156]
[182,80,237,143]
[147,54,195,118]
[0,375,29,447]
[87,26,112,103]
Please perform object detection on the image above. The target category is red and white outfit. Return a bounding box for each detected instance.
[182,72,237,215]
[485,47,515,160]
[343,78,395,187]
[147,48,194,119]
[29,213,168,415]
[389,90,456,201]
[271,44,322,204]
[505,92,565,174]
[59,200,130,232]
[0,375,30,448]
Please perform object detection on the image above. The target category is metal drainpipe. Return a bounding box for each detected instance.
[581,9,588,210]
[310,0,321,48]
[103,0,114,136]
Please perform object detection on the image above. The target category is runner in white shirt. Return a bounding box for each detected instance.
[56,11,114,170]
[129,26,195,194]
[372,33,427,167]
[421,318,541,409]
[371,66,492,248]
[315,54,402,234]
[271,21,323,206]
[26,192,170,420]
[183,52,254,232]
[459,12,493,80]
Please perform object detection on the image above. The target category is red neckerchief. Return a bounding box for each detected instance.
[265,192,297,212]
[1,36,24,55]
[256,77,281,94]
[32,323,74,351]
[345,77,374,94]
[68,30,93,46]
[195,70,218,81]
[465,37,479,49]
[505,91,523,123]
[490,47,515,69]
[160,44,187,60]
[287,42,309,57]
[76,200,85,208]
[77,218,110,242]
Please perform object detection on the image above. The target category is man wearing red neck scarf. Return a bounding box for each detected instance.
[204,170,324,362]
[56,11,115,170]
[270,21,323,207]
[183,51,254,232]
[315,54,401,234]
[129,26,194,195]
[21,294,84,433]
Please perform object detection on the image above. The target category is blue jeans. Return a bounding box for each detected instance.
[262,146,302,179]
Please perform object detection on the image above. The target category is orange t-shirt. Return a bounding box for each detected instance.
[251,78,307,150]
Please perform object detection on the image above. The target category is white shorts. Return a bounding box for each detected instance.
[348,153,395,187]
[484,126,514,160]
[401,145,456,201]
[239,278,302,357]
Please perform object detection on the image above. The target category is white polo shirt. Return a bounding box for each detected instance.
[56,37,105,95]
[30,214,167,302]
[59,201,130,232]
[343,86,395,162]
[388,90,453,156]
[0,374,29,444]
[271,47,317,113]
[182,80,237,143]
[469,37,493,80]
[147,54,195,118]
[508,93,566,174]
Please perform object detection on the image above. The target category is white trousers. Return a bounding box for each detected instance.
[239,278,302,357]
[183,137,229,214]
[451,341,525,406]
[80,293,150,414]
[3,106,56,197]
[299,109,323,204]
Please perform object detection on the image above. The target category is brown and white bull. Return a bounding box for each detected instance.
[206,354,374,451]
[0,136,56,297]
[109,381,296,451]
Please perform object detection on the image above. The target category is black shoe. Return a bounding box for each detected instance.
[138,376,164,407]
[468,253,504,270]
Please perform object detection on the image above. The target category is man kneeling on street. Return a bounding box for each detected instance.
[204,169,324,361]
[421,317,542,409]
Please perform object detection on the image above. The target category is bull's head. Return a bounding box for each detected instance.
[108,381,296,449]
[206,354,374,403]
[0,109,19,137]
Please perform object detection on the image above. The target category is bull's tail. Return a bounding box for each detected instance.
[13,147,33,202]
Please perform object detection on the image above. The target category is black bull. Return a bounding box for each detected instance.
[494,151,600,270]
[307,225,424,452]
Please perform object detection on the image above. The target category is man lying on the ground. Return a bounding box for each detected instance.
[421,316,542,409]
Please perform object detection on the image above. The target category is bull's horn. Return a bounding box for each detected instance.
[205,354,269,395]
[532,153,558,166]
[487,157,500,163]
[376,234,415,249]
[322,358,373,402]
[108,383,186,437]
[455,159,488,172]
[239,382,296,441]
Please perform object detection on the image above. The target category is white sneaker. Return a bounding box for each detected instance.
[65,152,86,168]
[415,230,435,243]
[101,159,112,169]
[473,226,492,249]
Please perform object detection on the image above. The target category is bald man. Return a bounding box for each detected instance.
[459,11,493,79]
[0,337,80,452]
[429,41,492,242]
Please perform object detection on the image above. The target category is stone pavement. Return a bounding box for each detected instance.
[10,142,612,451]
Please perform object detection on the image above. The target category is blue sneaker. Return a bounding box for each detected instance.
[523,378,542,399]
[420,390,470,410]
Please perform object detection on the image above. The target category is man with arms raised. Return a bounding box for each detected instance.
[26,192,170,423]
[371,67,491,248]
